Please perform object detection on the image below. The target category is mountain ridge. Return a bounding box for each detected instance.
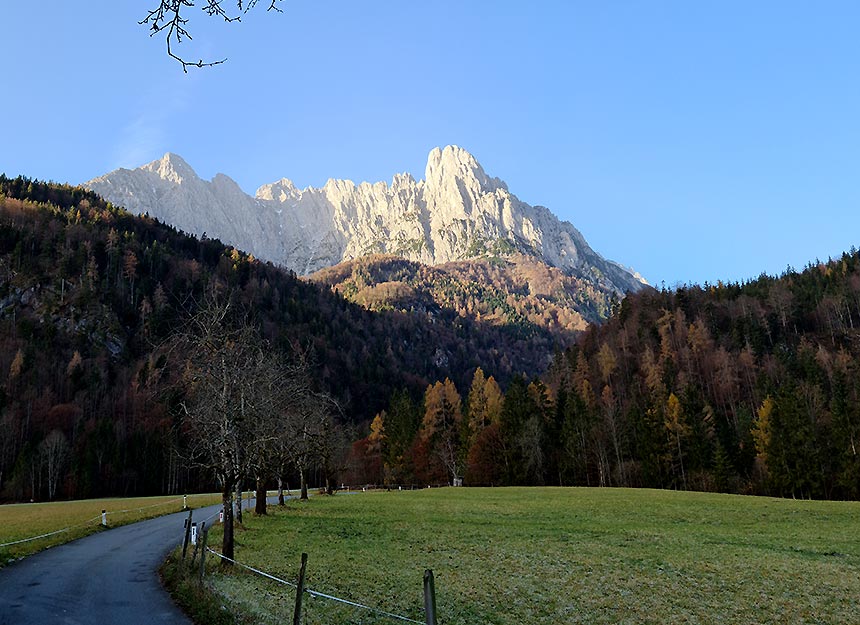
[86,146,646,297]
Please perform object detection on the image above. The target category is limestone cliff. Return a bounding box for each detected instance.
[86,146,646,296]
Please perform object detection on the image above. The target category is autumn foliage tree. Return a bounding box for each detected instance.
[359,248,860,501]
[418,379,466,484]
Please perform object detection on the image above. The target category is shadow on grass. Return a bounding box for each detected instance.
[160,548,242,625]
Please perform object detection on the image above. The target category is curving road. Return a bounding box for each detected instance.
[0,503,224,625]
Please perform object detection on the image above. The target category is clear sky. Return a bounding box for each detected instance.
[2,2,859,287]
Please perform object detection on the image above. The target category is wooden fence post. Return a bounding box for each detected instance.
[198,524,209,582]
[293,552,308,625]
[423,569,437,625]
[181,509,193,560]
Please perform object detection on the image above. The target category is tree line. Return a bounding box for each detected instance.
[0,175,545,503]
[2,175,859,505]
[353,253,860,500]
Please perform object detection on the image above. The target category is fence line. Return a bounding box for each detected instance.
[205,548,425,625]
[1,496,193,549]
[201,493,280,525]
[0,526,73,548]
[105,496,184,516]
[0,512,106,549]
[348,483,450,492]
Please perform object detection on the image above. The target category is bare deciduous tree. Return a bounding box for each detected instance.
[248,349,314,515]
[141,0,283,71]
[312,398,349,495]
[282,383,338,500]
[171,298,273,562]
[39,429,69,501]
[169,296,346,560]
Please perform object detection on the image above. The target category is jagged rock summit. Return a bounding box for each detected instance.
[86,146,646,294]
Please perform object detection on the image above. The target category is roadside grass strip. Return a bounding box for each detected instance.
[206,548,424,624]
[204,488,860,625]
[0,493,221,563]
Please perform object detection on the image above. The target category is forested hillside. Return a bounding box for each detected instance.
[358,255,860,500]
[547,260,860,499]
[5,176,856,502]
[0,176,558,502]
[312,253,619,342]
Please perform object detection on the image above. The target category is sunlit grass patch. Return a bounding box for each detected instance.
[0,492,221,563]
[204,488,860,625]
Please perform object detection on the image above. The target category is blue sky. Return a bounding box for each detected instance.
[2,2,859,287]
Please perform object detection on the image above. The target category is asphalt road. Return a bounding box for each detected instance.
[0,503,224,625]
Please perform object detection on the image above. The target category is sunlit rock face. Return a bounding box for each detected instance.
[87,146,645,294]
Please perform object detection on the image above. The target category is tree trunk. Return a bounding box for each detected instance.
[299,467,308,501]
[235,482,243,524]
[30,457,36,501]
[609,415,625,487]
[221,483,234,565]
[277,476,285,506]
[255,476,267,515]
[676,433,687,490]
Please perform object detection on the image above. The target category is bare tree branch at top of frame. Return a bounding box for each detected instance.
[140,0,283,72]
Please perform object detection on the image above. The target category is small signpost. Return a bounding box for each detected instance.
[190,522,198,546]
[182,510,193,560]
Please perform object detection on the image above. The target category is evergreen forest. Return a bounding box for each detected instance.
[1,176,858,502]
[355,256,860,500]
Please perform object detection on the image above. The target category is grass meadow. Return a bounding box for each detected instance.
[0,492,221,563]
[204,487,860,625]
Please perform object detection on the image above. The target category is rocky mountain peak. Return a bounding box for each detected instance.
[142,152,198,185]
[391,172,417,188]
[86,146,646,297]
[256,178,299,202]
[425,145,507,196]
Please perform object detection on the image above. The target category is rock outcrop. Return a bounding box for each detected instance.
[86,146,646,295]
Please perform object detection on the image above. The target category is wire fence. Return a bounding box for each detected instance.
[181,490,444,624]
[341,483,450,492]
[204,547,429,625]
[3,492,440,623]
[0,495,192,550]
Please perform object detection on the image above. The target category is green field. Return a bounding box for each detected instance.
[203,488,860,625]
[0,493,221,564]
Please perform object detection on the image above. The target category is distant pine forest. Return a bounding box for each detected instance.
[359,257,860,500]
[0,175,858,501]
